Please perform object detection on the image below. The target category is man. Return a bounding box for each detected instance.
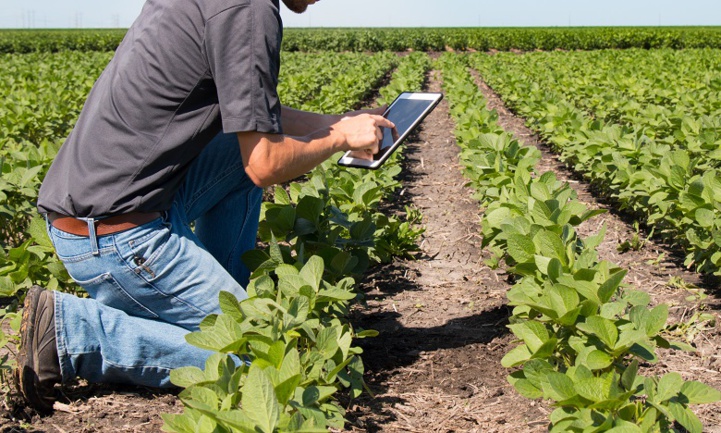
[16,0,393,412]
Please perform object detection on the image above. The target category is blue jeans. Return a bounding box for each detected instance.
[47,133,262,387]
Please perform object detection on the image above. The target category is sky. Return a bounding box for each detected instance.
[0,0,719,29]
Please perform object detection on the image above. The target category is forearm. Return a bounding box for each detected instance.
[281,105,339,137]
[240,128,345,187]
[240,109,394,188]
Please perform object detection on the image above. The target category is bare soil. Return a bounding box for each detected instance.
[2,65,721,433]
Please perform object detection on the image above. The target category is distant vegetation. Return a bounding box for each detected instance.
[2,27,721,53]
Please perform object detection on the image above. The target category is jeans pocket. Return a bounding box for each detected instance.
[73,272,160,320]
[125,223,173,282]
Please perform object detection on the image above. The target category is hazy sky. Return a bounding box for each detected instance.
[1,0,719,29]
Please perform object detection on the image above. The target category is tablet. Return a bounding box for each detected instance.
[337,92,443,169]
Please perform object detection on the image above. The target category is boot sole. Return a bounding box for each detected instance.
[14,287,55,413]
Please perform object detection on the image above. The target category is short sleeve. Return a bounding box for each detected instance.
[204,0,283,134]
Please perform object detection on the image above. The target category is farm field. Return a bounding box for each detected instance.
[1,29,721,432]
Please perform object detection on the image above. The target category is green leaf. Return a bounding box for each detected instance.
[299,255,324,291]
[695,208,715,228]
[508,372,543,399]
[543,372,577,402]
[316,327,339,360]
[301,386,337,407]
[185,314,245,352]
[628,341,658,363]
[287,296,309,327]
[218,291,244,322]
[242,366,280,433]
[656,372,683,402]
[557,276,600,304]
[598,269,627,303]
[170,366,207,389]
[242,249,272,273]
[215,410,257,433]
[185,387,220,411]
[646,304,669,336]
[606,423,643,433]
[680,381,721,404]
[534,254,552,275]
[549,284,580,321]
[621,360,639,391]
[269,235,284,265]
[533,230,567,264]
[575,376,611,403]
[317,287,357,301]
[274,374,302,406]
[507,234,536,263]
[585,350,613,371]
[486,207,513,229]
[162,413,201,433]
[274,185,291,205]
[296,196,324,223]
[349,217,376,241]
[509,321,549,353]
[577,316,618,349]
[614,329,648,353]
[547,258,563,282]
[25,215,53,248]
[668,402,703,433]
[501,344,532,368]
[356,329,379,338]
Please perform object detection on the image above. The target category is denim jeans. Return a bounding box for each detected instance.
[47,132,262,387]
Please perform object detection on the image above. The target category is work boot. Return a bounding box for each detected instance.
[15,285,61,413]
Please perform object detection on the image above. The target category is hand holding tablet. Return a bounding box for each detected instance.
[337,92,443,169]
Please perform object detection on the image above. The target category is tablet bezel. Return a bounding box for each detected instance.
[337,92,443,170]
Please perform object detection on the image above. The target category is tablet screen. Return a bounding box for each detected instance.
[337,92,442,169]
[374,98,436,161]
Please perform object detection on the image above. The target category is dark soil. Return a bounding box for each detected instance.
[2,63,720,433]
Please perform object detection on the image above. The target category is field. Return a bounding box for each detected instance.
[1,28,721,432]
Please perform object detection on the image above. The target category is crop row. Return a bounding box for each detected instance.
[470,50,721,276]
[438,53,720,432]
[162,52,431,432]
[0,47,431,429]
[4,27,721,54]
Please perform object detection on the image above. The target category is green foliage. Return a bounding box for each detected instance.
[0,29,125,53]
[163,256,363,432]
[470,49,721,276]
[281,27,721,52]
[439,52,721,432]
[5,28,721,55]
[0,47,431,426]
[163,52,432,431]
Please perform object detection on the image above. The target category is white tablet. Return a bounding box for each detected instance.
[337,92,443,170]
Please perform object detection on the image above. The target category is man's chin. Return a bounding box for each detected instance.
[282,0,310,14]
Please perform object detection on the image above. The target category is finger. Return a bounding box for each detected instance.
[370,114,395,129]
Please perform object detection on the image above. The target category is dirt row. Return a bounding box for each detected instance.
[346,69,721,432]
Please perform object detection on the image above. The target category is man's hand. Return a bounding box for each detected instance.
[331,109,395,161]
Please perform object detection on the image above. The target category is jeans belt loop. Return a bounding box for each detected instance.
[82,217,100,256]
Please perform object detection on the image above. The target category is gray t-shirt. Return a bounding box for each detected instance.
[38,0,283,217]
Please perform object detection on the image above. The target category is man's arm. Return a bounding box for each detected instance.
[238,111,394,188]
[280,105,386,136]
[280,106,336,136]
